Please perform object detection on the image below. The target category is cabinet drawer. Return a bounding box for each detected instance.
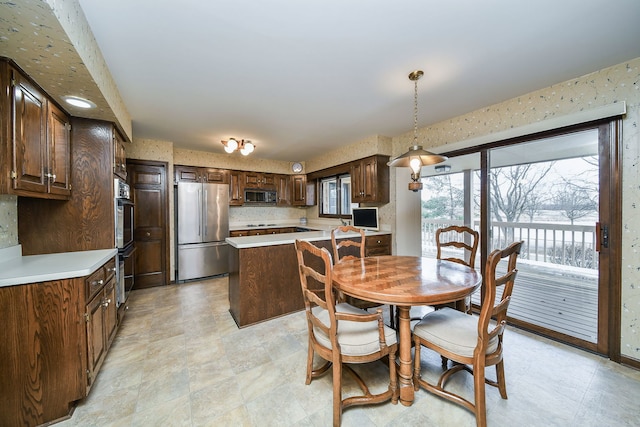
[365,234,391,256]
[86,267,107,301]
[103,257,117,282]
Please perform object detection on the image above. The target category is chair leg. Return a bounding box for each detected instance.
[441,356,449,369]
[305,342,314,384]
[332,356,342,427]
[389,305,395,329]
[473,361,487,427]
[389,349,399,403]
[496,360,508,399]
[412,336,421,391]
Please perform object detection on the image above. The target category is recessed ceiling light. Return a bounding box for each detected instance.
[63,96,96,109]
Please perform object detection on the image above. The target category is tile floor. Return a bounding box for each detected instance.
[58,277,640,427]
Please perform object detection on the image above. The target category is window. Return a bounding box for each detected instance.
[320,174,351,216]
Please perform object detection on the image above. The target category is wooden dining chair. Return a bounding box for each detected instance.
[436,225,480,313]
[331,226,396,329]
[294,239,398,426]
[412,240,523,427]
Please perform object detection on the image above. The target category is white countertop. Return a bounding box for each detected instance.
[229,221,321,231]
[0,245,118,287]
[226,229,390,249]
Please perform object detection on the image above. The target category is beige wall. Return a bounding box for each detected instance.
[391,57,640,362]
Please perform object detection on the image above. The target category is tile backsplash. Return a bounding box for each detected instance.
[0,195,18,249]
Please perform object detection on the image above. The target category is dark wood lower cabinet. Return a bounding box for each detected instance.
[127,160,170,289]
[0,256,117,427]
[228,234,391,327]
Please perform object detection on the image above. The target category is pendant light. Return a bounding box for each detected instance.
[388,70,447,192]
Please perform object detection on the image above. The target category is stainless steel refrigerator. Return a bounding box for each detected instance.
[177,181,229,281]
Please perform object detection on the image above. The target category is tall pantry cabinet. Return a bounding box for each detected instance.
[18,118,122,254]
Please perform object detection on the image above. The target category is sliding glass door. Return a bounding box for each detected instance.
[421,122,620,355]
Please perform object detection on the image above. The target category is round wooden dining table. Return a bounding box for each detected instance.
[332,255,482,406]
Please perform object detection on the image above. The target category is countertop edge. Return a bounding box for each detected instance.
[0,248,118,287]
[226,230,390,249]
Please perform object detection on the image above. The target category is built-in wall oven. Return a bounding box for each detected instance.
[115,178,135,307]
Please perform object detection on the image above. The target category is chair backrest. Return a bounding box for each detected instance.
[477,240,524,355]
[294,239,338,345]
[331,225,366,264]
[435,225,479,268]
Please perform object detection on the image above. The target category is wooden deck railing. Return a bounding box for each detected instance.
[421,219,598,343]
[422,219,598,270]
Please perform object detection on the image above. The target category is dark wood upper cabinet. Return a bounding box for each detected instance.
[174,165,228,184]
[229,170,244,205]
[113,129,127,180]
[244,171,276,189]
[276,174,291,206]
[18,118,116,255]
[351,155,389,204]
[292,174,315,206]
[1,61,71,200]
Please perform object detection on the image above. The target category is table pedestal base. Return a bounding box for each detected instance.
[397,305,415,405]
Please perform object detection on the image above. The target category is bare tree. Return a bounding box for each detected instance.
[524,192,544,222]
[490,163,553,223]
[553,185,597,224]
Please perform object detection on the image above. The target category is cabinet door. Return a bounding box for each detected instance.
[276,174,291,206]
[11,69,47,194]
[203,168,228,183]
[86,290,106,388]
[351,160,364,202]
[174,165,200,183]
[244,172,275,189]
[262,173,276,189]
[113,130,127,179]
[361,156,378,201]
[47,102,71,197]
[229,170,243,205]
[129,161,169,289]
[292,175,309,206]
[243,171,261,187]
[104,278,117,345]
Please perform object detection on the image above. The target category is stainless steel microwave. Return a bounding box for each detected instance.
[244,189,277,204]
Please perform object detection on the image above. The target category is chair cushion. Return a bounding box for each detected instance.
[311,303,397,357]
[412,307,498,358]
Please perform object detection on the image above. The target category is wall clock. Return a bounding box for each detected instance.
[292,162,303,173]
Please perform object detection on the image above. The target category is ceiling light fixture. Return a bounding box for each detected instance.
[387,70,447,192]
[434,164,451,173]
[62,95,95,109]
[221,138,255,156]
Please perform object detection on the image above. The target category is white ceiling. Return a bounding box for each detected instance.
[74,0,640,162]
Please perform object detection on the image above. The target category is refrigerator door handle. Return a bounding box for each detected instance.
[203,189,208,238]
[198,189,202,237]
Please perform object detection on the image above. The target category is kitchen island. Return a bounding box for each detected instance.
[226,227,391,327]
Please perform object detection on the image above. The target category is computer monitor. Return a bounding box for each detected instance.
[351,207,379,231]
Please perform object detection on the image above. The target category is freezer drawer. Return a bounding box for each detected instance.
[178,242,229,281]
